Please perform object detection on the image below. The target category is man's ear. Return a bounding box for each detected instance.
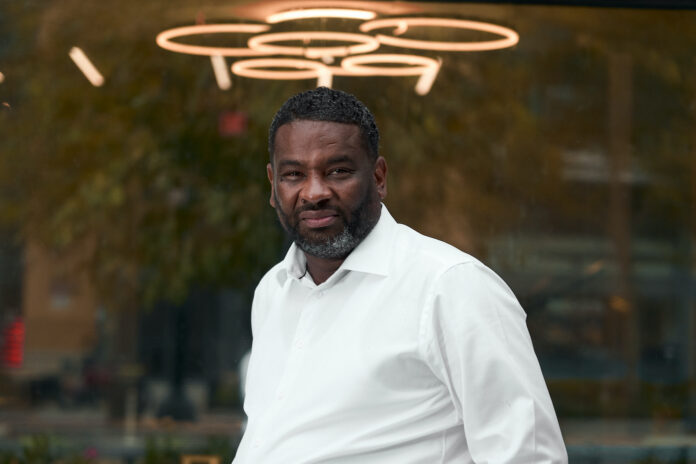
[267,163,276,208]
[373,156,387,201]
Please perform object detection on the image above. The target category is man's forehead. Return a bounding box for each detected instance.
[270,119,372,167]
[274,120,363,151]
[278,119,361,136]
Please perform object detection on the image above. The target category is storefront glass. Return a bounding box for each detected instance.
[1,1,695,462]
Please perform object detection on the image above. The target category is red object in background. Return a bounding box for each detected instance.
[2,317,25,368]
[218,110,248,137]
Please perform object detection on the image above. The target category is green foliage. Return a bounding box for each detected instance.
[0,1,288,309]
[139,435,236,464]
[0,435,96,464]
[0,434,235,464]
[195,437,236,464]
[0,452,18,464]
[20,435,53,464]
[142,436,180,464]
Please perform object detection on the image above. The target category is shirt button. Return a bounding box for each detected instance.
[316,291,324,298]
[277,392,285,400]
[252,441,260,449]
[295,340,304,349]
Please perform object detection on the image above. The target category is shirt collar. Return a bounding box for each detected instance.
[275,204,396,285]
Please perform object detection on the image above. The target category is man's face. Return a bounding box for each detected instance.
[267,120,387,260]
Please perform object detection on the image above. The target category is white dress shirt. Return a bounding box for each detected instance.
[233,205,567,463]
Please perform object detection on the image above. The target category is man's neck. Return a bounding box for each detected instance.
[304,254,344,285]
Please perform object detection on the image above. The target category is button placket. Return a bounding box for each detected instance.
[272,288,315,405]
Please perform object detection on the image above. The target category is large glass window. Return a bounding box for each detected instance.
[1,1,695,462]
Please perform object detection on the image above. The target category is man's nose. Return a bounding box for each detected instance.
[300,173,331,204]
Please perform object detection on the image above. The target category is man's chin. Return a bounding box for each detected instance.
[296,232,341,247]
[296,224,343,241]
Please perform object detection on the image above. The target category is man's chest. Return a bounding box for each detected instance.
[244,272,443,421]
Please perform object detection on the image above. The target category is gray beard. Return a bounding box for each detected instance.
[275,190,378,260]
[294,226,364,260]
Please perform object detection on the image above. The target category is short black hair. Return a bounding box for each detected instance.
[268,87,379,164]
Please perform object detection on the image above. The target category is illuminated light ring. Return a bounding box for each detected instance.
[266,8,377,23]
[247,32,380,59]
[338,54,439,76]
[231,58,333,87]
[359,18,519,52]
[338,54,441,95]
[156,24,271,57]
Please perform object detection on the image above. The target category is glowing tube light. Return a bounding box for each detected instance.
[247,32,380,59]
[69,47,104,87]
[210,55,232,90]
[0,72,4,84]
[359,18,519,51]
[232,58,332,88]
[339,54,441,95]
[156,24,270,56]
[317,68,333,88]
[415,63,441,96]
[266,8,377,24]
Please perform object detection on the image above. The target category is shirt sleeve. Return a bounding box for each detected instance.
[420,261,568,464]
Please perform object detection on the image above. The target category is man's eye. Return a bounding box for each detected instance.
[283,171,302,178]
[329,168,352,176]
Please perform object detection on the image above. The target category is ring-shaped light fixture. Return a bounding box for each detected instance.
[156,24,271,56]
[338,54,438,76]
[232,58,330,80]
[266,8,377,24]
[247,32,380,59]
[338,54,441,95]
[359,18,519,51]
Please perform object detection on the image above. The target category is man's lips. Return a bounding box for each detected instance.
[299,210,339,228]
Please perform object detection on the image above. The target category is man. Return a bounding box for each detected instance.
[233,87,567,463]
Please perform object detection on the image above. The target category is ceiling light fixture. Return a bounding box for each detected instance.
[69,47,105,87]
[210,55,232,90]
[0,72,4,84]
[247,32,380,59]
[231,58,333,87]
[156,24,270,56]
[359,17,519,51]
[155,11,520,95]
[266,8,377,24]
[338,54,441,95]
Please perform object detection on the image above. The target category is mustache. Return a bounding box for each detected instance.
[295,202,339,214]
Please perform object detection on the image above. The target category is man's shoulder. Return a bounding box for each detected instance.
[254,260,286,293]
[392,223,480,272]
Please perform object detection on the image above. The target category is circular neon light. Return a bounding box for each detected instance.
[339,54,441,95]
[247,32,380,59]
[231,58,330,80]
[266,8,377,24]
[359,18,519,51]
[339,54,438,76]
[156,24,271,57]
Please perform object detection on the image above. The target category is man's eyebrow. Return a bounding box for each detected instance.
[326,155,355,165]
[277,159,303,168]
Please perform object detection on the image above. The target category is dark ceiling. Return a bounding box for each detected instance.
[433,0,696,8]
